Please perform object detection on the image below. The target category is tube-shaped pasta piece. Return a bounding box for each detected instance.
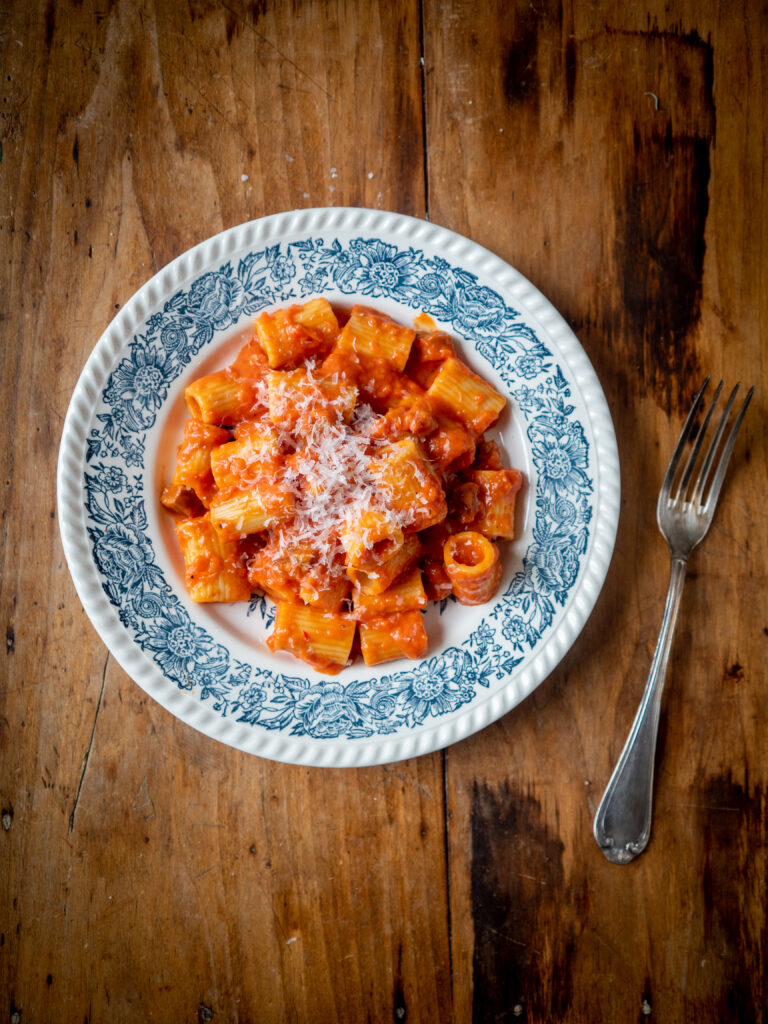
[246,566,301,604]
[185,370,260,425]
[176,515,251,603]
[464,468,523,539]
[347,533,422,595]
[292,297,339,343]
[422,558,453,601]
[369,438,447,532]
[246,523,314,602]
[267,602,356,675]
[423,416,476,473]
[443,531,502,605]
[298,563,349,613]
[367,394,438,441]
[405,331,457,389]
[353,567,427,620]
[341,509,404,567]
[254,303,332,369]
[230,335,269,378]
[342,306,415,371]
[170,420,231,505]
[209,479,295,537]
[426,357,506,434]
[268,368,357,431]
[359,611,428,666]
[209,423,281,492]
[160,483,205,517]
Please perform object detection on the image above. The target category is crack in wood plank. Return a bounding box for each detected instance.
[418,0,430,220]
[441,747,454,1001]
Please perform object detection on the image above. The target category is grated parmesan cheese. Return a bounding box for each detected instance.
[261,370,409,572]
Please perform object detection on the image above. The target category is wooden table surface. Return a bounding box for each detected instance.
[2,1,766,1020]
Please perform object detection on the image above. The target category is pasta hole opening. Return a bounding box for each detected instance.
[449,537,484,567]
[186,395,203,420]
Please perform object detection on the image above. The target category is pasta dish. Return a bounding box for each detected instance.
[161,300,522,674]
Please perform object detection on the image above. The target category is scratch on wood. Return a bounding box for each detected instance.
[132,775,156,821]
[219,0,334,101]
[68,651,109,833]
[271,900,289,942]
[675,802,745,812]
[193,864,219,881]
[34,895,91,923]
[156,45,256,148]
[481,925,543,957]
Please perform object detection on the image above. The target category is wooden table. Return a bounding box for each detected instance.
[2,1,765,1020]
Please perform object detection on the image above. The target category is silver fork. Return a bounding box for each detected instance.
[593,378,754,865]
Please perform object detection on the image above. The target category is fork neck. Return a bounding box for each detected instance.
[655,556,688,665]
[667,555,688,595]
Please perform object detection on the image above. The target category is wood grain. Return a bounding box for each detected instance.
[426,1,767,1020]
[2,0,766,1021]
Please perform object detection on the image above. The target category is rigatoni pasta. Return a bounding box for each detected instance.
[161,300,524,674]
[443,531,503,605]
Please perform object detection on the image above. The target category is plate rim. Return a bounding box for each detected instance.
[57,206,620,766]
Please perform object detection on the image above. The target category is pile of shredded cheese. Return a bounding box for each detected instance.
[264,368,409,572]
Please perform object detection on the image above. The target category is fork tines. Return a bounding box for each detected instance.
[663,378,754,512]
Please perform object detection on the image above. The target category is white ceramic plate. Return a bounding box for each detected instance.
[57,207,620,766]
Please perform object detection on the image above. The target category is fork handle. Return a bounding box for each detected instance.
[593,556,688,864]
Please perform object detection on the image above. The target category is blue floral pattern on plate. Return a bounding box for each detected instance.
[83,236,593,740]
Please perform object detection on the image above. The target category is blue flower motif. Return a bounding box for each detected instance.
[515,353,544,380]
[236,680,266,714]
[123,441,144,468]
[512,384,540,412]
[472,620,496,659]
[191,666,237,710]
[105,347,168,414]
[342,239,421,297]
[399,648,468,724]
[502,615,529,649]
[100,465,127,492]
[295,682,357,738]
[531,423,589,497]
[143,605,228,685]
[525,540,579,595]
[538,410,570,435]
[100,402,129,436]
[269,253,296,284]
[451,285,506,337]
[93,523,156,586]
[187,271,245,329]
[301,267,327,293]
[146,312,164,334]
